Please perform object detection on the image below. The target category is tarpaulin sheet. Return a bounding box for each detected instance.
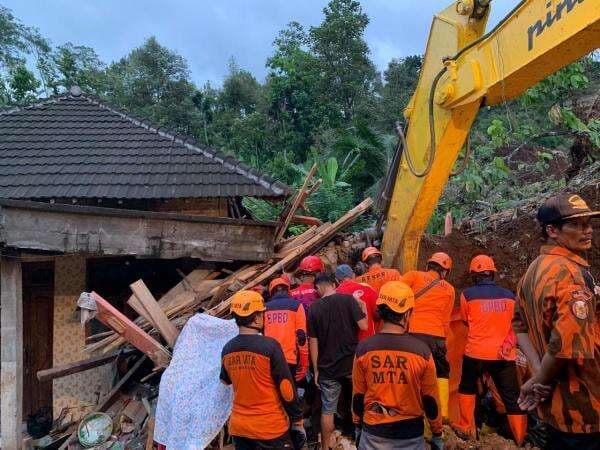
[155,313,237,449]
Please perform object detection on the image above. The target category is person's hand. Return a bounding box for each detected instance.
[518,378,537,411]
[533,382,552,403]
[430,433,444,450]
[313,370,319,387]
[291,423,306,450]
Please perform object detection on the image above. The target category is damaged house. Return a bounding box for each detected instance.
[0,86,291,448]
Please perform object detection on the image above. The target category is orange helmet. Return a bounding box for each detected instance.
[428,252,452,270]
[230,290,266,317]
[298,255,324,274]
[268,277,291,294]
[361,246,382,263]
[469,255,497,273]
[377,281,415,314]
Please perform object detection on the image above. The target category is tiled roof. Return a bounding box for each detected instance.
[0,88,291,200]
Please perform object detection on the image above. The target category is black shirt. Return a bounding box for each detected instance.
[307,293,365,380]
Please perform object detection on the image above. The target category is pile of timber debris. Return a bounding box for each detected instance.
[39,166,373,449]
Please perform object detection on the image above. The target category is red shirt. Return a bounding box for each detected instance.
[337,280,379,341]
[290,282,319,312]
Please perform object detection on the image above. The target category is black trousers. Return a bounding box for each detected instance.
[233,432,294,450]
[546,426,600,450]
[411,333,450,379]
[458,355,522,415]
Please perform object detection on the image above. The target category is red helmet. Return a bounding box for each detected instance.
[361,246,382,263]
[428,252,452,270]
[268,277,291,294]
[298,255,324,274]
[469,255,497,273]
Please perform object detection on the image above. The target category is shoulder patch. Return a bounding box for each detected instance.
[571,298,589,320]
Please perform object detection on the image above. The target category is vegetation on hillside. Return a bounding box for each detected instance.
[1,2,598,233]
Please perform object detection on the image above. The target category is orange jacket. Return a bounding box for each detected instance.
[355,265,402,294]
[403,270,455,338]
[264,293,309,381]
[352,332,442,438]
[220,334,302,440]
[514,245,599,434]
[460,281,516,360]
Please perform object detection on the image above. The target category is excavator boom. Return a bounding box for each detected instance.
[381,0,600,271]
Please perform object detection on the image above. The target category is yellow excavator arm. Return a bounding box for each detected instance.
[381,0,600,271]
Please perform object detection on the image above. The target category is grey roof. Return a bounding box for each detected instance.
[0,89,291,200]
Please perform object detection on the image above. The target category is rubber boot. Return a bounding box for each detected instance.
[437,378,449,420]
[453,394,476,439]
[507,414,527,446]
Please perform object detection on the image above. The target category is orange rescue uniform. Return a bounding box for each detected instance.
[404,270,455,338]
[220,334,303,440]
[352,332,443,439]
[514,245,600,434]
[356,265,402,294]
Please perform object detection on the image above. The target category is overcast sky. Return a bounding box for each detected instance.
[3,0,514,86]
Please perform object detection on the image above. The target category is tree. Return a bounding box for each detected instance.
[309,0,377,123]
[9,65,39,102]
[219,58,261,115]
[377,55,422,131]
[49,43,105,94]
[103,37,200,132]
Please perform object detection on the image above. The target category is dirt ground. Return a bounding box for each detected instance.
[428,426,539,450]
[419,184,600,293]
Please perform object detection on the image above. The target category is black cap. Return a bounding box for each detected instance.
[537,193,600,224]
[314,273,335,285]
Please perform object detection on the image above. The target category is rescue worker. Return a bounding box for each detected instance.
[513,193,599,450]
[453,255,527,445]
[352,281,444,450]
[221,290,305,450]
[308,274,368,450]
[335,264,380,340]
[355,247,402,293]
[291,255,324,311]
[264,277,309,383]
[403,252,455,420]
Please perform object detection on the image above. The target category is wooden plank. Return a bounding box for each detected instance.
[0,199,276,262]
[129,280,180,348]
[37,349,137,382]
[209,197,373,317]
[291,215,323,226]
[1,256,23,450]
[91,292,171,366]
[157,269,213,308]
[275,163,317,242]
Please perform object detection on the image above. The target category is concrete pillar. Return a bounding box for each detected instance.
[1,257,23,449]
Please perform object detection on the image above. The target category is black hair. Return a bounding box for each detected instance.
[377,304,409,326]
[233,311,260,327]
[366,254,383,266]
[426,261,445,274]
[271,285,288,297]
[472,271,495,283]
[315,273,335,286]
[541,220,565,240]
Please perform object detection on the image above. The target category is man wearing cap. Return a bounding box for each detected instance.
[291,255,324,312]
[221,290,305,450]
[513,193,599,450]
[335,264,380,341]
[264,277,309,383]
[308,274,368,450]
[402,252,455,421]
[355,247,402,293]
[453,255,526,445]
[352,280,443,450]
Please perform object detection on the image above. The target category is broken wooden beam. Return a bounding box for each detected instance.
[129,280,180,348]
[291,215,323,226]
[275,163,317,243]
[91,292,171,366]
[37,349,137,382]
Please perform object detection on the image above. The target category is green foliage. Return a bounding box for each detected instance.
[9,65,39,102]
[487,119,509,148]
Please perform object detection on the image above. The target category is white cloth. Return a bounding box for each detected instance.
[155,313,237,449]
